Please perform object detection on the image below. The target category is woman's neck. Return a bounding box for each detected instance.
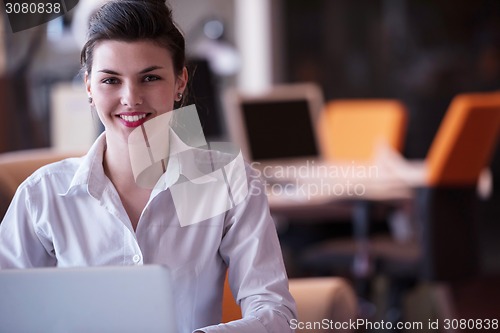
[103,135,152,230]
[103,136,137,190]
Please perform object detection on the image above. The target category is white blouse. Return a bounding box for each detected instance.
[0,133,297,333]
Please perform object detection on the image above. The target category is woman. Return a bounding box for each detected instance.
[0,0,296,332]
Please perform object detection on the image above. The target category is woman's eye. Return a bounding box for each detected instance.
[143,75,161,82]
[102,78,119,84]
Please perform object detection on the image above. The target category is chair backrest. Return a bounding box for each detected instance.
[319,99,407,162]
[222,275,358,331]
[426,92,500,186]
[0,149,82,218]
[221,273,241,323]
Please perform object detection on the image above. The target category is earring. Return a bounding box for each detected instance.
[88,97,93,104]
[176,92,183,101]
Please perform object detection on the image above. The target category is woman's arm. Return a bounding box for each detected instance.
[195,167,297,333]
[0,186,56,268]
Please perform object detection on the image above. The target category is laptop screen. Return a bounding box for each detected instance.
[226,83,324,163]
[242,99,319,160]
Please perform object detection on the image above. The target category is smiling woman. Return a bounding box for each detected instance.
[85,40,187,140]
[0,1,297,332]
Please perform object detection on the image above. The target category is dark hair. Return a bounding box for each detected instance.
[81,0,186,78]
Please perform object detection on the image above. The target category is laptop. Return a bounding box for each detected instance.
[225,83,326,167]
[224,83,335,203]
[0,265,178,333]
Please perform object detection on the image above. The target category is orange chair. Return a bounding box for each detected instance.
[222,274,357,333]
[413,91,500,280]
[372,91,500,322]
[426,92,500,186]
[319,99,407,162]
[221,273,241,323]
[0,149,82,218]
[305,92,500,277]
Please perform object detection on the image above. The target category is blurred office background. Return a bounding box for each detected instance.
[1,0,500,331]
[1,0,499,159]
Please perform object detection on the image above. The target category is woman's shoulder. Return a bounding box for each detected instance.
[18,155,84,191]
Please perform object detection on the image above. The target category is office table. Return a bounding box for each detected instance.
[264,160,421,277]
[265,158,482,282]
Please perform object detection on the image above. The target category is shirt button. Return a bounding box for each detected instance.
[132,254,141,264]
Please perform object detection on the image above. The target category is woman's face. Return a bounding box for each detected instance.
[85,40,187,143]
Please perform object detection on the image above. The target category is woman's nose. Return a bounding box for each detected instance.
[120,83,143,106]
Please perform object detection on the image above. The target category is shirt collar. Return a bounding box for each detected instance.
[60,133,108,198]
[62,129,222,198]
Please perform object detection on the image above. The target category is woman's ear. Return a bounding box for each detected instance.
[176,67,188,94]
[84,72,92,99]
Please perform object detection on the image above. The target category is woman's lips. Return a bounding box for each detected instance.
[117,112,151,128]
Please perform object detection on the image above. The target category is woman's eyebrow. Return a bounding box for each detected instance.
[97,66,164,75]
[139,65,163,73]
[97,69,120,75]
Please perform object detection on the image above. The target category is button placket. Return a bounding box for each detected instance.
[124,228,143,265]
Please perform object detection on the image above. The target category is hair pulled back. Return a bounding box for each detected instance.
[81,0,185,78]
